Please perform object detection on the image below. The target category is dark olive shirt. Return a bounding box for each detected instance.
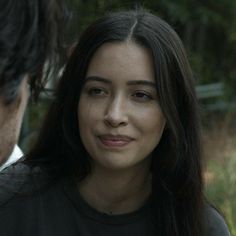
[0,163,231,236]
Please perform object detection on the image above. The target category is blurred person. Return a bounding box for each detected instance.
[0,0,68,171]
[0,9,231,236]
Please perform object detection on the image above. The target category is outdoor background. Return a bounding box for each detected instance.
[20,1,236,234]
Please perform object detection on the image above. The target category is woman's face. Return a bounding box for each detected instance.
[78,42,166,171]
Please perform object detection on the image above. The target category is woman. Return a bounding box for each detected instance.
[0,9,231,236]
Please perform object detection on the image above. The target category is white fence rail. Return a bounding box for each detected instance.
[196,82,224,99]
[196,82,236,111]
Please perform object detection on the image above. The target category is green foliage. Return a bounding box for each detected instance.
[20,100,50,152]
[205,152,236,235]
[203,115,236,235]
[68,0,143,34]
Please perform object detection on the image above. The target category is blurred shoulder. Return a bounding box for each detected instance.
[205,205,231,236]
[0,161,46,206]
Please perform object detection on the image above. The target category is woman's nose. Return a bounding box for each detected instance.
[104,96,128,127]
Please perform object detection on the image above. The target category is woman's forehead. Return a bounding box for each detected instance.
[85,42,155,84]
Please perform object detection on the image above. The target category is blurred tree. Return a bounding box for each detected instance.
[147,0,236,99]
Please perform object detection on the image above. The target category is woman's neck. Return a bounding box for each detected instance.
[78,163,151,215]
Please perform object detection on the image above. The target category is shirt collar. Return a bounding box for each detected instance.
[0,145,23,172]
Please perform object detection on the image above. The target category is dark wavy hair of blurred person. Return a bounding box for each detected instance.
[0,0,70,104]
[23,9,205,236]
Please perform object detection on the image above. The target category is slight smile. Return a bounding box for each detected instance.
[97,134,135,148]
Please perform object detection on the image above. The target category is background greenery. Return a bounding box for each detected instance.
[20,0,236,234]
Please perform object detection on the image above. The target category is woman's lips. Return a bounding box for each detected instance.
[98,135,134,148]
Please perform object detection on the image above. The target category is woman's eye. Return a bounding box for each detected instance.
[88,88,107,96]
[132,91,153,101]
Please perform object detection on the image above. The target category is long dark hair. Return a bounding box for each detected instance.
[26,9,204,236]
[0,0,69,104]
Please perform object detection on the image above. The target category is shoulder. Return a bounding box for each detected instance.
[0,161,47,206]
[205,205,231,236]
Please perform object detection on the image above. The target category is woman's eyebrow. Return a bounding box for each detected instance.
[84,76,156,88]
[84,76,111,84]
[127,80,156,88]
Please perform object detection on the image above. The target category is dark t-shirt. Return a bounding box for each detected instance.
[0,163,231,236]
